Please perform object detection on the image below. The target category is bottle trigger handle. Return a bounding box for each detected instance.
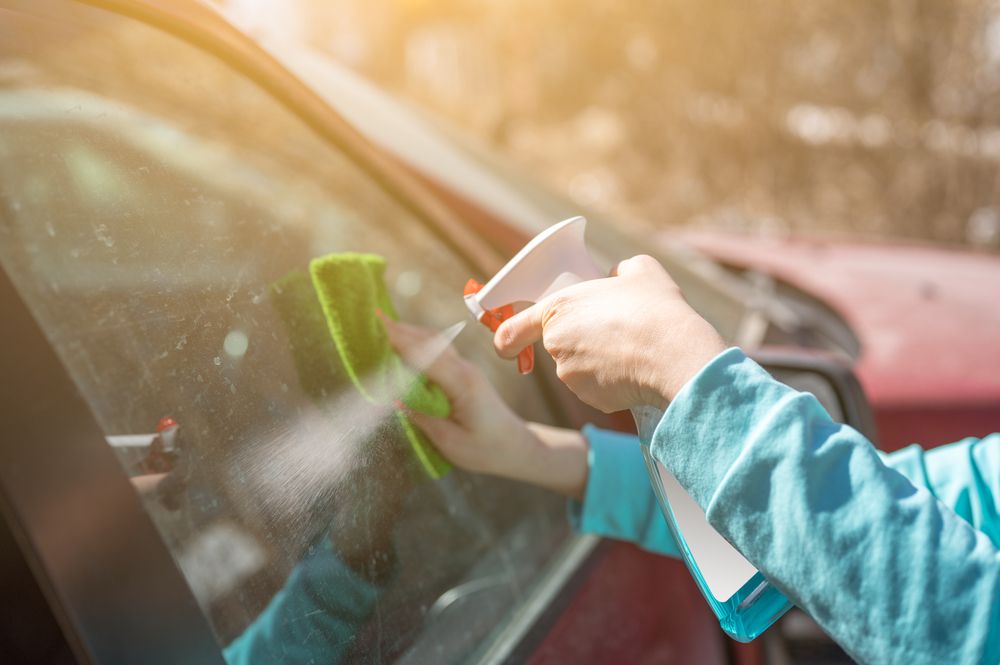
[464,278,535,374]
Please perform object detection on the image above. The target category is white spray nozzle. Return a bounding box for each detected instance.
[464,293,487,322]
[464,216,605,319]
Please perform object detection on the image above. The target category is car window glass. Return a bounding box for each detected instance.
[0,3,572,662]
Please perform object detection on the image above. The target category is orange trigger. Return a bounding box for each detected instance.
[464,278,535,375]
[517,346,535,375]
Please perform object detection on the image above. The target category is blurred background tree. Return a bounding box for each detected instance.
[217,0,1000,249]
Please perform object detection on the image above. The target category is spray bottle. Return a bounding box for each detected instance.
[464,216,792,642]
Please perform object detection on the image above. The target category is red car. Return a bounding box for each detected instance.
[1,2,987,665]
[662,231,1000,451]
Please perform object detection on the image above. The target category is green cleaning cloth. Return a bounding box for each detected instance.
[270,253,451,478]
[310,253,451,478]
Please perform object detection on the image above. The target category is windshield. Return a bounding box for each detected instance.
[0,2,577,662]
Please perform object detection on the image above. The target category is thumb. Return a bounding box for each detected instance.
[494,297,550,359]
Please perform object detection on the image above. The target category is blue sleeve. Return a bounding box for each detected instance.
[223,539,379,665]
[877,439,1000,548]
[567,425,680,558]
[570,429,1000,558]
[650,347,1000,665]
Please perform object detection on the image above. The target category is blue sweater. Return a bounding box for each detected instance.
[572,348,1000,664]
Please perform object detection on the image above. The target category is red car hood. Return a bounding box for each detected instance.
[665,231,1000,449]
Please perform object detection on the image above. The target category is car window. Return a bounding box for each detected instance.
[0,2,573,662]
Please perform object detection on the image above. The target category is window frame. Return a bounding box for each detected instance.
[79,0,506,277]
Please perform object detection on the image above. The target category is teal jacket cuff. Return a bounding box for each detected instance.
[649,346,785,512]
[568,424,679,558]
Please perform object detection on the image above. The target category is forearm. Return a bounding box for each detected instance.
[568,425,681,557]
[653,348,1000,665]
[512,423,589,500]
[515,423,680,557]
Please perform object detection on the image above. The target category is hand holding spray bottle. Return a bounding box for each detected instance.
[463,216,792,642]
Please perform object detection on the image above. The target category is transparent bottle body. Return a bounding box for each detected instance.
[631,406,792,642]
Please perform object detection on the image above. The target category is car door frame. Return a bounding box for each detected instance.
[0,261,228,665]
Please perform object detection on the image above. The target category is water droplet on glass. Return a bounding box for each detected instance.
[395,270,422,298]
[93,223,115,248]
[223,330,249,359]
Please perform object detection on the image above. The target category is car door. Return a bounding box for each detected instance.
[0,2,742,664]
[0,1,595,661]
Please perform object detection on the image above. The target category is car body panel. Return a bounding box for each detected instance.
[669,231,1000,449]
[526,546,728,665]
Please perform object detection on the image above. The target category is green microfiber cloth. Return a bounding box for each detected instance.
[270,253,452,478]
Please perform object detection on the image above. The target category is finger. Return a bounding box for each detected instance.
[379,312,435,345]
[494,298,549,359]
[418,350,474,400]
[383,316,470,398]
[610,254,662,277]
[382,315,448,361]
[407,411,465,455]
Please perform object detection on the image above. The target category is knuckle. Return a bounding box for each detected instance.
[545,294,570,317]
[545,330,572,355]
[554,359,578,384]
[633,254,658,269]
[619,255,640,270]
[620,254,658,273]
[498,321,517,350]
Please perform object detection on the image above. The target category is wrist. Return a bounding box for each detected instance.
[656,335,728,404]
[522,423,589,499]
[494,422,546,482]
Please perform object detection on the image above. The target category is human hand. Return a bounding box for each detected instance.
[493,255,727,413]
[382,315,539,479]
[383,316,589,498]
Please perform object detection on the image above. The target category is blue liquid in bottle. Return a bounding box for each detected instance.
[632,406,792,642]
